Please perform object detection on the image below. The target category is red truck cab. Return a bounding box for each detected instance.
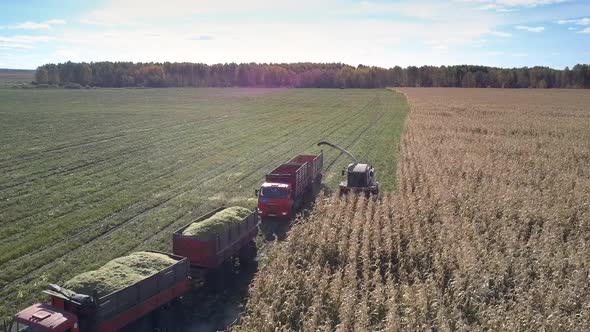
[257,153,323,219]
[13,303,78,332]
[257,183,292,218]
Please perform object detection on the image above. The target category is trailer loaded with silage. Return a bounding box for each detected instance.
[8,206,259,332]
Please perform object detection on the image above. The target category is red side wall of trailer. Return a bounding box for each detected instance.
[172,208,258,269]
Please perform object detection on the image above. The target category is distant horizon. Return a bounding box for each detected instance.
[2,61,588,72]
[1,0,589,70]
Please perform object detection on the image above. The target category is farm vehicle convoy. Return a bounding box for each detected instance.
[7,208,259,332]
[6,144,379,332]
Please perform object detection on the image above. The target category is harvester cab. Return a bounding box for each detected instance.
[317,141,379,196]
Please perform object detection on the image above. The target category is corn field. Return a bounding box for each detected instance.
[235,88,590,331]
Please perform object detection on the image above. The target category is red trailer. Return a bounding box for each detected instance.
[9,252,190,332]
[257,153,323,219]
[7,207,259,332]
[173,207,258,277]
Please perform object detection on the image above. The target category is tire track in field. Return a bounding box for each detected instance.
[0,116,225,173]
[322,93,386,175]
[0,101,264,168]
[0,117,177,159]
[349,92,392,164]
[0,117,288,247]
[0,115,248,191]
[0,92,252,162]
[0,125,236,225]
[0,102,302,215]
[0,94,369,282]
[0,101,321,227]
[0,94,308,185]
[0,109,264,189]
[367,92,399,179]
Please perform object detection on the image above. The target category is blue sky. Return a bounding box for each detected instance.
[0,0,589,69]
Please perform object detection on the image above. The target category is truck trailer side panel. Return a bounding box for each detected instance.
[266,163,308,198]
[97,277,190,332]
[288,153,323,183]
[172,208,259,269]
[92,252,189,325]
[14,252,190,332]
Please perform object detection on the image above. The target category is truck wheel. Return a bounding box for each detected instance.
[238,241,257,269]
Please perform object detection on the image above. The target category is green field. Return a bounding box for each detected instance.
[0,69,34,88]
[0,87,408,318]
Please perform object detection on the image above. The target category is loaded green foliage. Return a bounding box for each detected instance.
[182,206,251,238]
[63,252,176,297]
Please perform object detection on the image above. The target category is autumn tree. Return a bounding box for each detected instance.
[35,67,48,84]
[34,61,590,89]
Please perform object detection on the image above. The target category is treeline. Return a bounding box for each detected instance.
[35,61,590,89]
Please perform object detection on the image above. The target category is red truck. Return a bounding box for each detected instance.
[9,251,190,332]
[257,153,323,219]
[7,207,259,332]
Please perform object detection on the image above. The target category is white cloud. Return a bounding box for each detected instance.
[15,21,51,30]
[578,27,590,34]
[557,17,590,25]
[516,25,545,32]
[347,1,443,19]
[193,35,213,41]
[81,0,491,26]
[469,0,567,11]
[489,30,512,37]
[68,0,508,66]
[478,4,517,12]
[80,0,329,26]
[12,19,67,30]
[47,15,510,68]
[7,0,585,69]
[44,19,66,25]
[494,0,565,6]
[78,18,114,27]
[0,35,53,49]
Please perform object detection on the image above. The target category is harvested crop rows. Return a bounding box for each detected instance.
[235,89,590,331]
[0,88,407,319]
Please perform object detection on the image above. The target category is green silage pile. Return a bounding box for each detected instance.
[63,252,176,297]
[182,206,251,238]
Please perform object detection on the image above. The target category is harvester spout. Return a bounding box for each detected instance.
[317,141,358,163]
